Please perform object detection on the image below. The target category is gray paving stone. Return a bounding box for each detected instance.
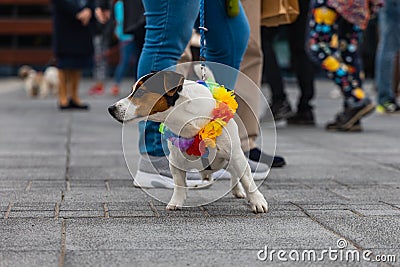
[1,79,400,265]
[0,167,65,180]
[59,210,104,218]
[309,216,400,249]
[8,210,55,218]
[12,202,56,211]
[62,189,151,203]
[64,217,340,251]
[0,155,66,168]
[69,154,127,167]
[0,251,59,267]
[68,166,132,180]
[0,218,61,251]
[329,188,400,202]
[269,164,400,184]
[0,191,62,205]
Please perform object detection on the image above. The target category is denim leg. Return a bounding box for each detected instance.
[114,41,135,84]
[375,0,400,105]
[204,0,250,88]
[137,0,199,156]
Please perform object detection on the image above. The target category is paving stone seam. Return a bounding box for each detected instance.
[64,116,72,193]
[105,180,110,191]
[379,201,400,211]
[290,202,396,267]
[3,202,13,219]
[103,203,110,218]
[54,202,60,219]
[24,181,32,192]
[148,200,160,218]
[199,206,210,217]
[291,202,363,249]
[326,189,352,200]
[58,218,66,267]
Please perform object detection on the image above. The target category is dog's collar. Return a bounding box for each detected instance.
[159,80,238,157]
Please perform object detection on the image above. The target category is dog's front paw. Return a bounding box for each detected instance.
[248,192,268,213]
[166,202,183,211]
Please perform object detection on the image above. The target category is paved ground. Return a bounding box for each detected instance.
[0,78,399,267]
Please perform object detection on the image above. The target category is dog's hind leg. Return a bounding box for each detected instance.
[166,164,187,211]
[231,177,246,199]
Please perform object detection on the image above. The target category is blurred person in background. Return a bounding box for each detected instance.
[52,0,95,110]
[88,16,114,96]
[262,0,316,125]
[237,0,286,167]
[306,0,382,131]
[375,0,400,113]
[109,0,137,96]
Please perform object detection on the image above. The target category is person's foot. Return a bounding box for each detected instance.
[325,98,374,131]
[69,99,90,110]
[212,158,270,180]
[110,85,120,96]
[58,101,72,110]
[287,109,315,125]
[133,155,213,189]
[326,120,362,132]
[376,100,400,114]
[244,147,286,168]
[271,99,294,120]
[88,83,104,95]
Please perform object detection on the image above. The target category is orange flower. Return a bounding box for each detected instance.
[212,102,235,122]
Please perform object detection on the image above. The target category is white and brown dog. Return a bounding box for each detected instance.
[108,71,268,213]
[18,65,59,98]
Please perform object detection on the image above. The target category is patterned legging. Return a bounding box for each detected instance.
[307,0,367,106]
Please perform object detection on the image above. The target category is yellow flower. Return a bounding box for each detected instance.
[353,88,365,99]
[199,119,226,148]
[322,56,340,72]
[314,7,337,25]
[212,86,238,112]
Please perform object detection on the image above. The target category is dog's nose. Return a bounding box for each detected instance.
[108,105,117,115]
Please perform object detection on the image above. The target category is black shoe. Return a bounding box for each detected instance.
[271,99,294,120]
[58,102,73,110]
[287,109,315,125]
[69,99,90,110]
[245,147,286,168]
[326,119,362,132]
[325,99,374,131]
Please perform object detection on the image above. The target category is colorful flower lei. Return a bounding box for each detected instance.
[159,80,237,157]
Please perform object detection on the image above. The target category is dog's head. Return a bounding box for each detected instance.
[18,65,33,79]
[108,71,185,123]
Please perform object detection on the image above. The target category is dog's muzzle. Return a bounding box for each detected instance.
[108,105,123,123]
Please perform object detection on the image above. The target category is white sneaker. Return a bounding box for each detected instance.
[212,159,269,180]
[133,155,213,189]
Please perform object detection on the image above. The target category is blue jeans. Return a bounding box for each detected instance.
[137,0,250,156]
[114,40,136,84]
[375,0,400,105]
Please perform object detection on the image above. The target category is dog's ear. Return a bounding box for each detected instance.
[162,71,184,96]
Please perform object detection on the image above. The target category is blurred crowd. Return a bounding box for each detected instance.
[39,0,400,187]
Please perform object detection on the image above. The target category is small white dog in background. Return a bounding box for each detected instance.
[18,65,59,98]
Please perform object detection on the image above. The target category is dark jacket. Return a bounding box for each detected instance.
[52,0,95,58]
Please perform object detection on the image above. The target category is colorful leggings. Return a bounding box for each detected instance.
[307,0,366,106]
